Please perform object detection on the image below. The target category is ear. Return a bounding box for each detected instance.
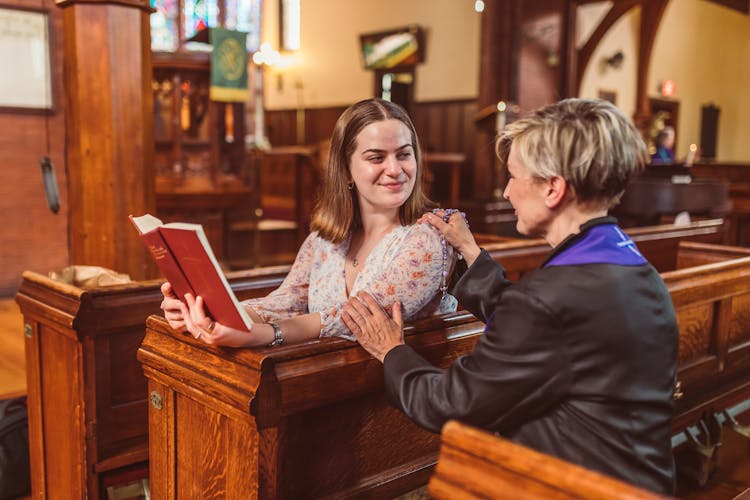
[544,176,569,209]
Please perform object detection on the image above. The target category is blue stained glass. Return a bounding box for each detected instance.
[150,0,178,51]
[232,0,261,52]
[184,0,218,41]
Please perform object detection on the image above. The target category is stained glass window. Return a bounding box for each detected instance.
[230,0,262,52]
[150,0,179,52]
[150,0,261,52]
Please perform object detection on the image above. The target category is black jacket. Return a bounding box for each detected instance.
[383,217,678,494]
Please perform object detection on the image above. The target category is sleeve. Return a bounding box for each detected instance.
[381,288,572,434]
[451,249,513,323]
[242,232,316,322]
[320,224,455,338]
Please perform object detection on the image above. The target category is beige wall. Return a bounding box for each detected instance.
[579,6,640,120]
[650,0,750,161]
[261,0,481,109]
[580,0,750,162]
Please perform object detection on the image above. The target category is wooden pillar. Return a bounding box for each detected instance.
[57,0,155,280]
[473,0,520,202]
[633,0,670,132]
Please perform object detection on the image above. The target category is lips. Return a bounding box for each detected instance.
[381,181,406,191]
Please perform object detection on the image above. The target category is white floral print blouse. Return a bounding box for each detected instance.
[243,222,458,340]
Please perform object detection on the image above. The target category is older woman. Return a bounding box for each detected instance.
[343,98,678,494]
[160,98,457,347]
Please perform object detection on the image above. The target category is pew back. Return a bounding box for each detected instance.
[662,242,750,431]
[482,218,726,280]
[428,420,669,500]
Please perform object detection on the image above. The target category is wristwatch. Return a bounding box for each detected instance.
[268,322,284,347]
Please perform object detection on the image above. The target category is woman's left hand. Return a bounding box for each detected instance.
[182,293,217,341]
[183,293,258,347]
[343,292,404,363]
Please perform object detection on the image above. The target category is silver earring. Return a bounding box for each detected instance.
[347,182,354,190]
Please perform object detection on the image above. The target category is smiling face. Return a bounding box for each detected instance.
[349,119,417,217]
[503,142,554,237]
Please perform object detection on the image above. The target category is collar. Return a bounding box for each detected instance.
[542,216,646,268]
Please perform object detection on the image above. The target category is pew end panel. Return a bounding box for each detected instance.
[428,420,671,500]
[13,268,288,499]
[138,311,484,499]
[15,271,166,499]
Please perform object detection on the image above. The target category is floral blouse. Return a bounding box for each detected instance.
[243,222,458,340]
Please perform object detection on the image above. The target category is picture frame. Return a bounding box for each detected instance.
[0,4,53,112]
[359,25,425,71]
[598,89,617,105]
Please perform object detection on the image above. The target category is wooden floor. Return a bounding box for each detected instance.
[0,297,26,400]
[1,296,749,498]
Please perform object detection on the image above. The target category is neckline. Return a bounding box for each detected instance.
[343,224,406,297]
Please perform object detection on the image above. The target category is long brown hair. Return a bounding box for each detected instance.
[311,98,432,243]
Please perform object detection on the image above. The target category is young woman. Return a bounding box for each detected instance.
[160,98,457,347]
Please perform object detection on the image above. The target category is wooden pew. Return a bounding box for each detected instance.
[428,420,669,499]
[10,219,728,498]
[13,265,289,499]
[663,242,750,432]
[138,240,750,499]
[138,311,484,498]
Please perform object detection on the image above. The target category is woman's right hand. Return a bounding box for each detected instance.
[160,282,188,332]
[420,210,481,267]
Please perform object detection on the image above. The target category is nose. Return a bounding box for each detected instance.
[384,155,402,176]
[502,181,511,200]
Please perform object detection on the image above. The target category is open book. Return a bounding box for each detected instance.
[129,213,254,331]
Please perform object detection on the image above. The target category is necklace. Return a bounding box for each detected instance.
[432,208,468,298]
[352,257,359,267]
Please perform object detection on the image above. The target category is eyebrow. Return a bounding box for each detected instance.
[361,144,414,155]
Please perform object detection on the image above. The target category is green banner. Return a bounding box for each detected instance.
[210,28,249,102]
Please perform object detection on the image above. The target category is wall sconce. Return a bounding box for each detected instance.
[604,50,624,69]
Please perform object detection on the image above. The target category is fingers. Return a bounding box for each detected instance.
[391,301,403,328]
[161,281,178,299]
[182,294,216,341]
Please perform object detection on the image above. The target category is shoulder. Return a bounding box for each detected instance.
[401,222,443,249]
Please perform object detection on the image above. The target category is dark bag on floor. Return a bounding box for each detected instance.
[0,396,30,500]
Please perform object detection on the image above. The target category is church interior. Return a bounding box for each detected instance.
[2,0,750,498]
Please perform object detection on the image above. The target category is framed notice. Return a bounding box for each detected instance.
[0,5,53,112]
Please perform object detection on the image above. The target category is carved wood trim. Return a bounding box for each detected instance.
[704,0,749,14]
[575,0,640,95]
[634,0,671,131]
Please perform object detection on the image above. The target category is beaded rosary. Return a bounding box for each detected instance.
[432,208,468,298]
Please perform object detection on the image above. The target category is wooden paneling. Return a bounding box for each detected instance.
[0,0,68,296]
[265,99,477,208]
[690,162,750,246]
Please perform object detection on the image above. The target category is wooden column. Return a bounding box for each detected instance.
[58,0,155,280]
[473,0,520,202]
[633,0,670,132]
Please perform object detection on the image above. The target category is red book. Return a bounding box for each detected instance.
[129,214,254,331]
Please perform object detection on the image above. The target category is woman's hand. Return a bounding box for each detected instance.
[160,282,188,332]
[343,292,404,363]
[419,210,481,267]
[182,293,260,348]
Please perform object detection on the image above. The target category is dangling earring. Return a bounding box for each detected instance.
[347,181,354,190]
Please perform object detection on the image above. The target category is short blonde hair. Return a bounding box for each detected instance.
[311,98,432,243]
[497,98,649,208]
